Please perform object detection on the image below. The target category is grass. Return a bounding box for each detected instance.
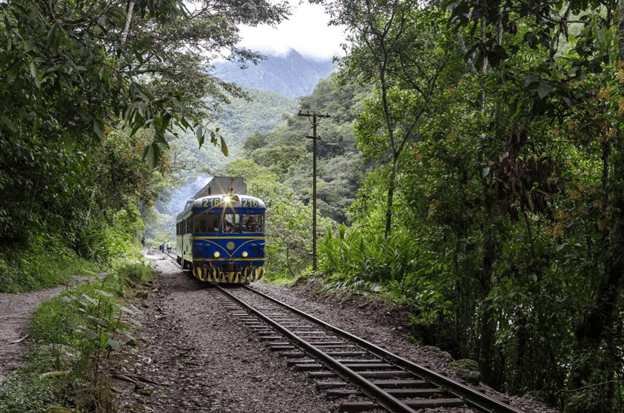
[0,261,156,413]
[0,248,102,294]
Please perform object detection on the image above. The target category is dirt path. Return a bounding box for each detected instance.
[0,285,68,382]
[0,274,104,383]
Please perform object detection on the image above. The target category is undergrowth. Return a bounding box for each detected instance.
[0,205,146,294]
[0,245,100,294]
[0,261,155,413]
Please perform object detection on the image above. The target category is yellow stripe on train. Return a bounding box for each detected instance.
[191,266,264,284]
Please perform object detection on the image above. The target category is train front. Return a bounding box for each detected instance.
[191,194,266,284]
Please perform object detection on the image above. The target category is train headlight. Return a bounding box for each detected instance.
[213,251,220,258]
[242,251,248,258]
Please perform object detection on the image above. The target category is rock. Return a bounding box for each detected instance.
[458,369,481,386]
[452,358,480,385]
[451,358,479,371]
[135,381,154,396]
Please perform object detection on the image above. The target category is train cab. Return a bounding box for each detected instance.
[176,193,266,284]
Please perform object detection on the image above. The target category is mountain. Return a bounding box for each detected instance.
[171,86,298,173]
[211,49,336,98]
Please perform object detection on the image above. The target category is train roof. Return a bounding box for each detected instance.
[192,176,247,198]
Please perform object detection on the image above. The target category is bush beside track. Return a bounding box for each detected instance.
[0,262,156,413]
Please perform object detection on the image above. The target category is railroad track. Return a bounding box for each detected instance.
[207,284,527,413]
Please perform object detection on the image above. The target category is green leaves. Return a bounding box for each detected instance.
[220,135,229,156]
[63,283,142,385]
[1,0,291,172]
[142,143,163,170]
[537,83,553,99]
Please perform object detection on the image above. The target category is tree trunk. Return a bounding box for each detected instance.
[384,157,397,238]
[567,142,624,412]
[478,184,498,385]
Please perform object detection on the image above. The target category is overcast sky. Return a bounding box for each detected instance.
[237,2,348,60]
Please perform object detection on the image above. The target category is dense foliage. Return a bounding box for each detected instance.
[0,0,290,291]
[241,74,371,224]
[0,131,151,292]
[310,0,624,411]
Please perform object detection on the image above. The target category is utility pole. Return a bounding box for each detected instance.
[298,111,330,272]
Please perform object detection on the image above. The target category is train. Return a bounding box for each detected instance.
[175,177,266,284]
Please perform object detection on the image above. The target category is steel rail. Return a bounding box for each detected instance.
[217,286,419,413]
[244,285,526,413]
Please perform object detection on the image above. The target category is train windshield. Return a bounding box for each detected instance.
[193,212,264,234]
[241,214,264,233]
[195,213,219,233]
[222,213,240,233]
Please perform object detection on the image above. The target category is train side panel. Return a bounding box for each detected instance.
[175,210,194,269]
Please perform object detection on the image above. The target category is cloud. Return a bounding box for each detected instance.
[238,3,347,60]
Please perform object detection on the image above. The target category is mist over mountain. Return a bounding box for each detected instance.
[212,49,336,98]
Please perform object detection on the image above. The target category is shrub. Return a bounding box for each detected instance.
[2,264,154,411]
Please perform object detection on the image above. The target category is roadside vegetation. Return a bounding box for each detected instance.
[227,2,624,412]
[0,262,155,413]
[3,0,624,413]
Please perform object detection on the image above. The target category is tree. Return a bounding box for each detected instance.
[446,1,624,410]
[0,0,291,289]
[330,1,458,236]
[0,0,291,165]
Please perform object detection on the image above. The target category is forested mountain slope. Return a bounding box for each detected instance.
[239,74,372,224]
[171,86,298,174]
[211,49,336,98]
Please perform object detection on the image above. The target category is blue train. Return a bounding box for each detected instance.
[176,179,266,284]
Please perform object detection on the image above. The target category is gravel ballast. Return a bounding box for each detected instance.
[103,252,560,413]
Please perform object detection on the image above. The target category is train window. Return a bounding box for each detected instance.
[241,214,264,233]
[187,217,193,234]
[222,213,240,233]
[180,220,185,235]
[194,213,219,233]
[176,222,180,235]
